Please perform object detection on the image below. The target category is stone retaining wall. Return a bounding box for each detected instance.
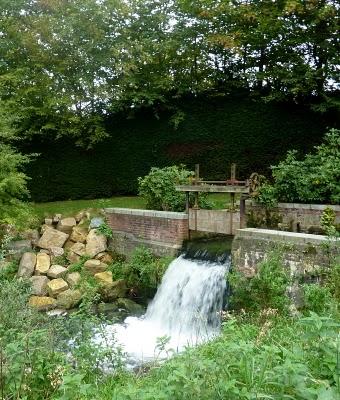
[246,201,340,233]
[232,228,339,278]
[104,208,189,257]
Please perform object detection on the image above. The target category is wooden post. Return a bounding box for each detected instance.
[230,163,236,182]
[185,192,190,213]
[194,192,199,209]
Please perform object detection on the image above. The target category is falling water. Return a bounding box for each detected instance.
[94,253,230,367]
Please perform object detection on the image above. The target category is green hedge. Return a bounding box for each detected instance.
[23,96,333,202]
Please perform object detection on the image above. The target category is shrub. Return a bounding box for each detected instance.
[96,222,113,238]
[0,279,122,399]
[110,246,172,298]
[229,251,290,313]
[138,165,212,212]
[302,284,333,314]
[0,144,36,229]
[254,129,340,205]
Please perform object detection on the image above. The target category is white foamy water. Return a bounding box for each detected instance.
[94,255,229,367]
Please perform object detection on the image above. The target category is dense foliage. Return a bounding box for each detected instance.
[229,251,290,313]
[110,246,172,298]
[0,144,35,228]
[22,97,329,202]
[1,249,339,400]
[256,128,340,205]
[0,0,339,145]
[138,165,212,211]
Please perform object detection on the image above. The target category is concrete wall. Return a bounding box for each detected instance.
[246,201,340,233]
[189,209,240,235]
[104,208,189,257]
[232,228,339,278]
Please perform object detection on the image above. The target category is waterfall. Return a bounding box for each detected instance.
[94,252,230,367]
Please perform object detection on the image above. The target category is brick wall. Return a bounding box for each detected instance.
[104,208,189,257]
[246,201,340,233]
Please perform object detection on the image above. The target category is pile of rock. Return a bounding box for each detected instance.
[14,212,127,311]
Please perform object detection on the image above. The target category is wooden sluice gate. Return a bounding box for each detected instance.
[176,164,258,236]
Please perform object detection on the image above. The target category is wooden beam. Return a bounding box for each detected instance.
[176,184,249,194]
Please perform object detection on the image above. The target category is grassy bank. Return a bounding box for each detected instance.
[92,313,340,400]
[31,193,235,218]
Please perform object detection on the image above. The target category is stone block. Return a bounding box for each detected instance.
[95,252,113,264]
[70,242,86,256]
[84,259,108,275]
[70,226,88,243]
[47,265,67,279]
[29,276,49,296]
[85,229,107,257]
[17,252,37,278]
[28,296,57,311]
[47,278,69,297]
[57,289,82,309]
[35,253,50,275]
[66,272,81,288]
[56,218,77,234]
[38,229,69,250]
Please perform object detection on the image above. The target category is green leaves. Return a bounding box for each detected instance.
[138,165,212,212]
[255,129,340,206]
[229,250,290,313]
[0,144,36,228]
[110,246,171,296]
[1,0,338,146]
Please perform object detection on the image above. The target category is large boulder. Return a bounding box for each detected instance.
[94,273,127,301]
[29,276,49,296]
[110,279,127,299]
[21,229,40,246]
[7,240,32,260]
[47,278,69,297]
[75,211,86,223]
[28,296,57,311]
[69,242,86,256]
[38,228,69,250]
[115,298,145,315]
[70,226,88,243]
[17,252,37,278]
[94,271,113,285]
[66,272,81,288]
[95,252,114,264]
[47,265,67,279]
[84,259,108,275]
[57,289,82,309]
[67,251,81,264]
[89,217,104,229]
[49,247,64,261]
[85,229,107,257]
[35,253,50,275]
[56,217,77,234]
